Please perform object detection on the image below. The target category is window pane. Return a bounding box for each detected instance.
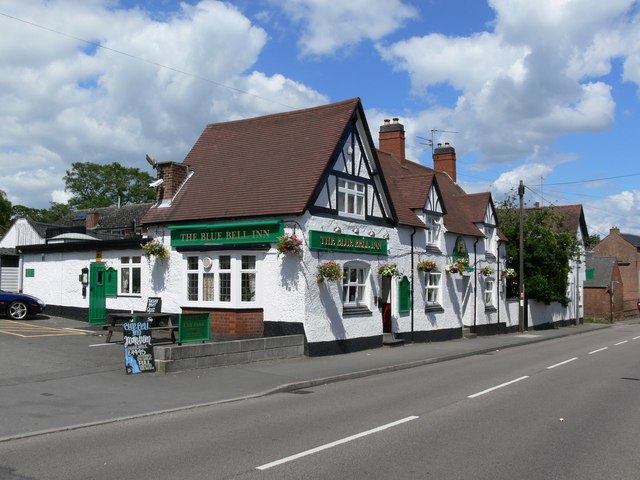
[187,273,198,301]
[242,273,256,302]
[132,267,141,294]
[203,273,214,301]
[347,194,355,213]
[219,256,231,270]
[132,256,141,264]
[242,255,255,270]
[219,273,231,302]
[121,269,130,294]
[356,196,364,215]
[121,256,130,264]
[187,256,198,270]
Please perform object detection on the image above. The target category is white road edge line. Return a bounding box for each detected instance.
[614,340,628,346]
[633,336,640,340]
[89,343,117,347]
[588,347,608,355]
[547,357,578,369]
[256,415,419,470]
[467,376,529,399]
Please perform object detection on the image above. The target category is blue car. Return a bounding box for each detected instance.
[0,291,46,320]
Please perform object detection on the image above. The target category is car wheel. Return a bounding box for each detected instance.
[8,301,28,320]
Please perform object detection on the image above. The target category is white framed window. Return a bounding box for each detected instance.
[426,272,442,305]
[338,179,365,218]
[342,263,368,306]
[185,254,258,306]
[425,216,442,245]
[484,226,496,256]
[484,278,495,306]
[120,256,141,295]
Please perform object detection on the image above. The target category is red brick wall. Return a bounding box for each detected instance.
[181,307,264,339]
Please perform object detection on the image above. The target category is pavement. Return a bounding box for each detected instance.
[1,314,635,442]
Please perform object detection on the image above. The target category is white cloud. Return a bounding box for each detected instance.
[277,0,418,56]
[0,0,326,208]
[376,0,639,167]
[585,190,640,237]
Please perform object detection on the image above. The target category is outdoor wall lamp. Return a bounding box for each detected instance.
[334,226,342,234]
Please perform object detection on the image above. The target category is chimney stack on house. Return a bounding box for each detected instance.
[155,161,189,202]
[85,211,99,229]
[379,117,406,166]
[610,226,620,236]
[433,142,457,182]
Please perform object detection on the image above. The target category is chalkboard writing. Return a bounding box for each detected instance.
[146,297,162,313]
[123,319,156,374]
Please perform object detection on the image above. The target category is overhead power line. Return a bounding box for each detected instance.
[544,172,640,186]
[0,10,297,110]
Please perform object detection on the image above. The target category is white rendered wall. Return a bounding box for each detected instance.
[0,218,44,248]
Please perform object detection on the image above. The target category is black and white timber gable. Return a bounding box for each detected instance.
[310,110,396,225]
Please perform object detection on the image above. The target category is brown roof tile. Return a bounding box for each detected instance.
[143,98,361,225]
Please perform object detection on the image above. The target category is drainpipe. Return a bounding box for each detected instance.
[410,227,417,342]
[497,239,502,329]
[473,237,480,331]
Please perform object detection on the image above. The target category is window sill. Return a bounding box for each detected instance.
[343,306,372,317]
[424,245,442,254]
[425,305,444,313]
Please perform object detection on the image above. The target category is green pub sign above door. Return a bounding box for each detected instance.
[169,220,283,247]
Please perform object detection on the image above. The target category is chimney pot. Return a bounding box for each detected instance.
[393,117,399,123]
[384,118,390,125]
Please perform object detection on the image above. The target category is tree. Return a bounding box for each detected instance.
[585,233,601,249]
[11,202,71,224]
[497,193,581,306]
[0,190,12,235]
[63,162,155,209]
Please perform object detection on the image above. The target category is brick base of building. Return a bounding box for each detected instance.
[180,307,264,340]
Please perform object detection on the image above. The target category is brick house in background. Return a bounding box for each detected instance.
[583,255,623,322]
[592,227,640,316]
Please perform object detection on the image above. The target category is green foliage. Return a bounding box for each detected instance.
[0,190,12,235]
[585,234,601,249]
[11,202,71,224]
[63,162,155,209]
[496,192,580,306]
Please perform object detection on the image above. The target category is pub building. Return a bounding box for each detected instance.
[19,98,537,356]
[138,98,508,355]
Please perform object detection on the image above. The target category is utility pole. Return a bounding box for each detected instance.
[518,180,525,333]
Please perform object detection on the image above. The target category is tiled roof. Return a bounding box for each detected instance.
[56,203,152,229]
[143,98,361,224]
[377,150,484,237]
[621,233,640,247]
[526,204,589,242]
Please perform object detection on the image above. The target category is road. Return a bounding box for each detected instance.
[1,324,639,479]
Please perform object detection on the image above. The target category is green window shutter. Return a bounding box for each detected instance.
[398,275,411,313]
[105,267,118,297]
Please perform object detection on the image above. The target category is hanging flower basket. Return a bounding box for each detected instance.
[378,263,400,277]
[316,261,344,284]
[503,268,517,279]
[277,233,303,257]
[480,266,494,276]
[142,240,169,260]
[446,258,470,275]
[417,260,436,272]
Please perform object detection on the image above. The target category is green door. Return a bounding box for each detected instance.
[89,262,107,324]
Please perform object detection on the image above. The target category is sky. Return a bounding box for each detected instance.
[1,0,639,238]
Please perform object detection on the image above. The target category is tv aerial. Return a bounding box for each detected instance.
[418,129,459,154]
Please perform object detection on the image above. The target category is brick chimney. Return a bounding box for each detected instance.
[85,211,99,229]
[155,162,189,202]
[609,226,620,236]
[379,117,406,165]
[433,142,456,182]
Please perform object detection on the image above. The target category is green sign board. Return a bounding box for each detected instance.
[178,313,211,344]
[169,220,283,247]
[308,230,387,255]
[25,268,35,278]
